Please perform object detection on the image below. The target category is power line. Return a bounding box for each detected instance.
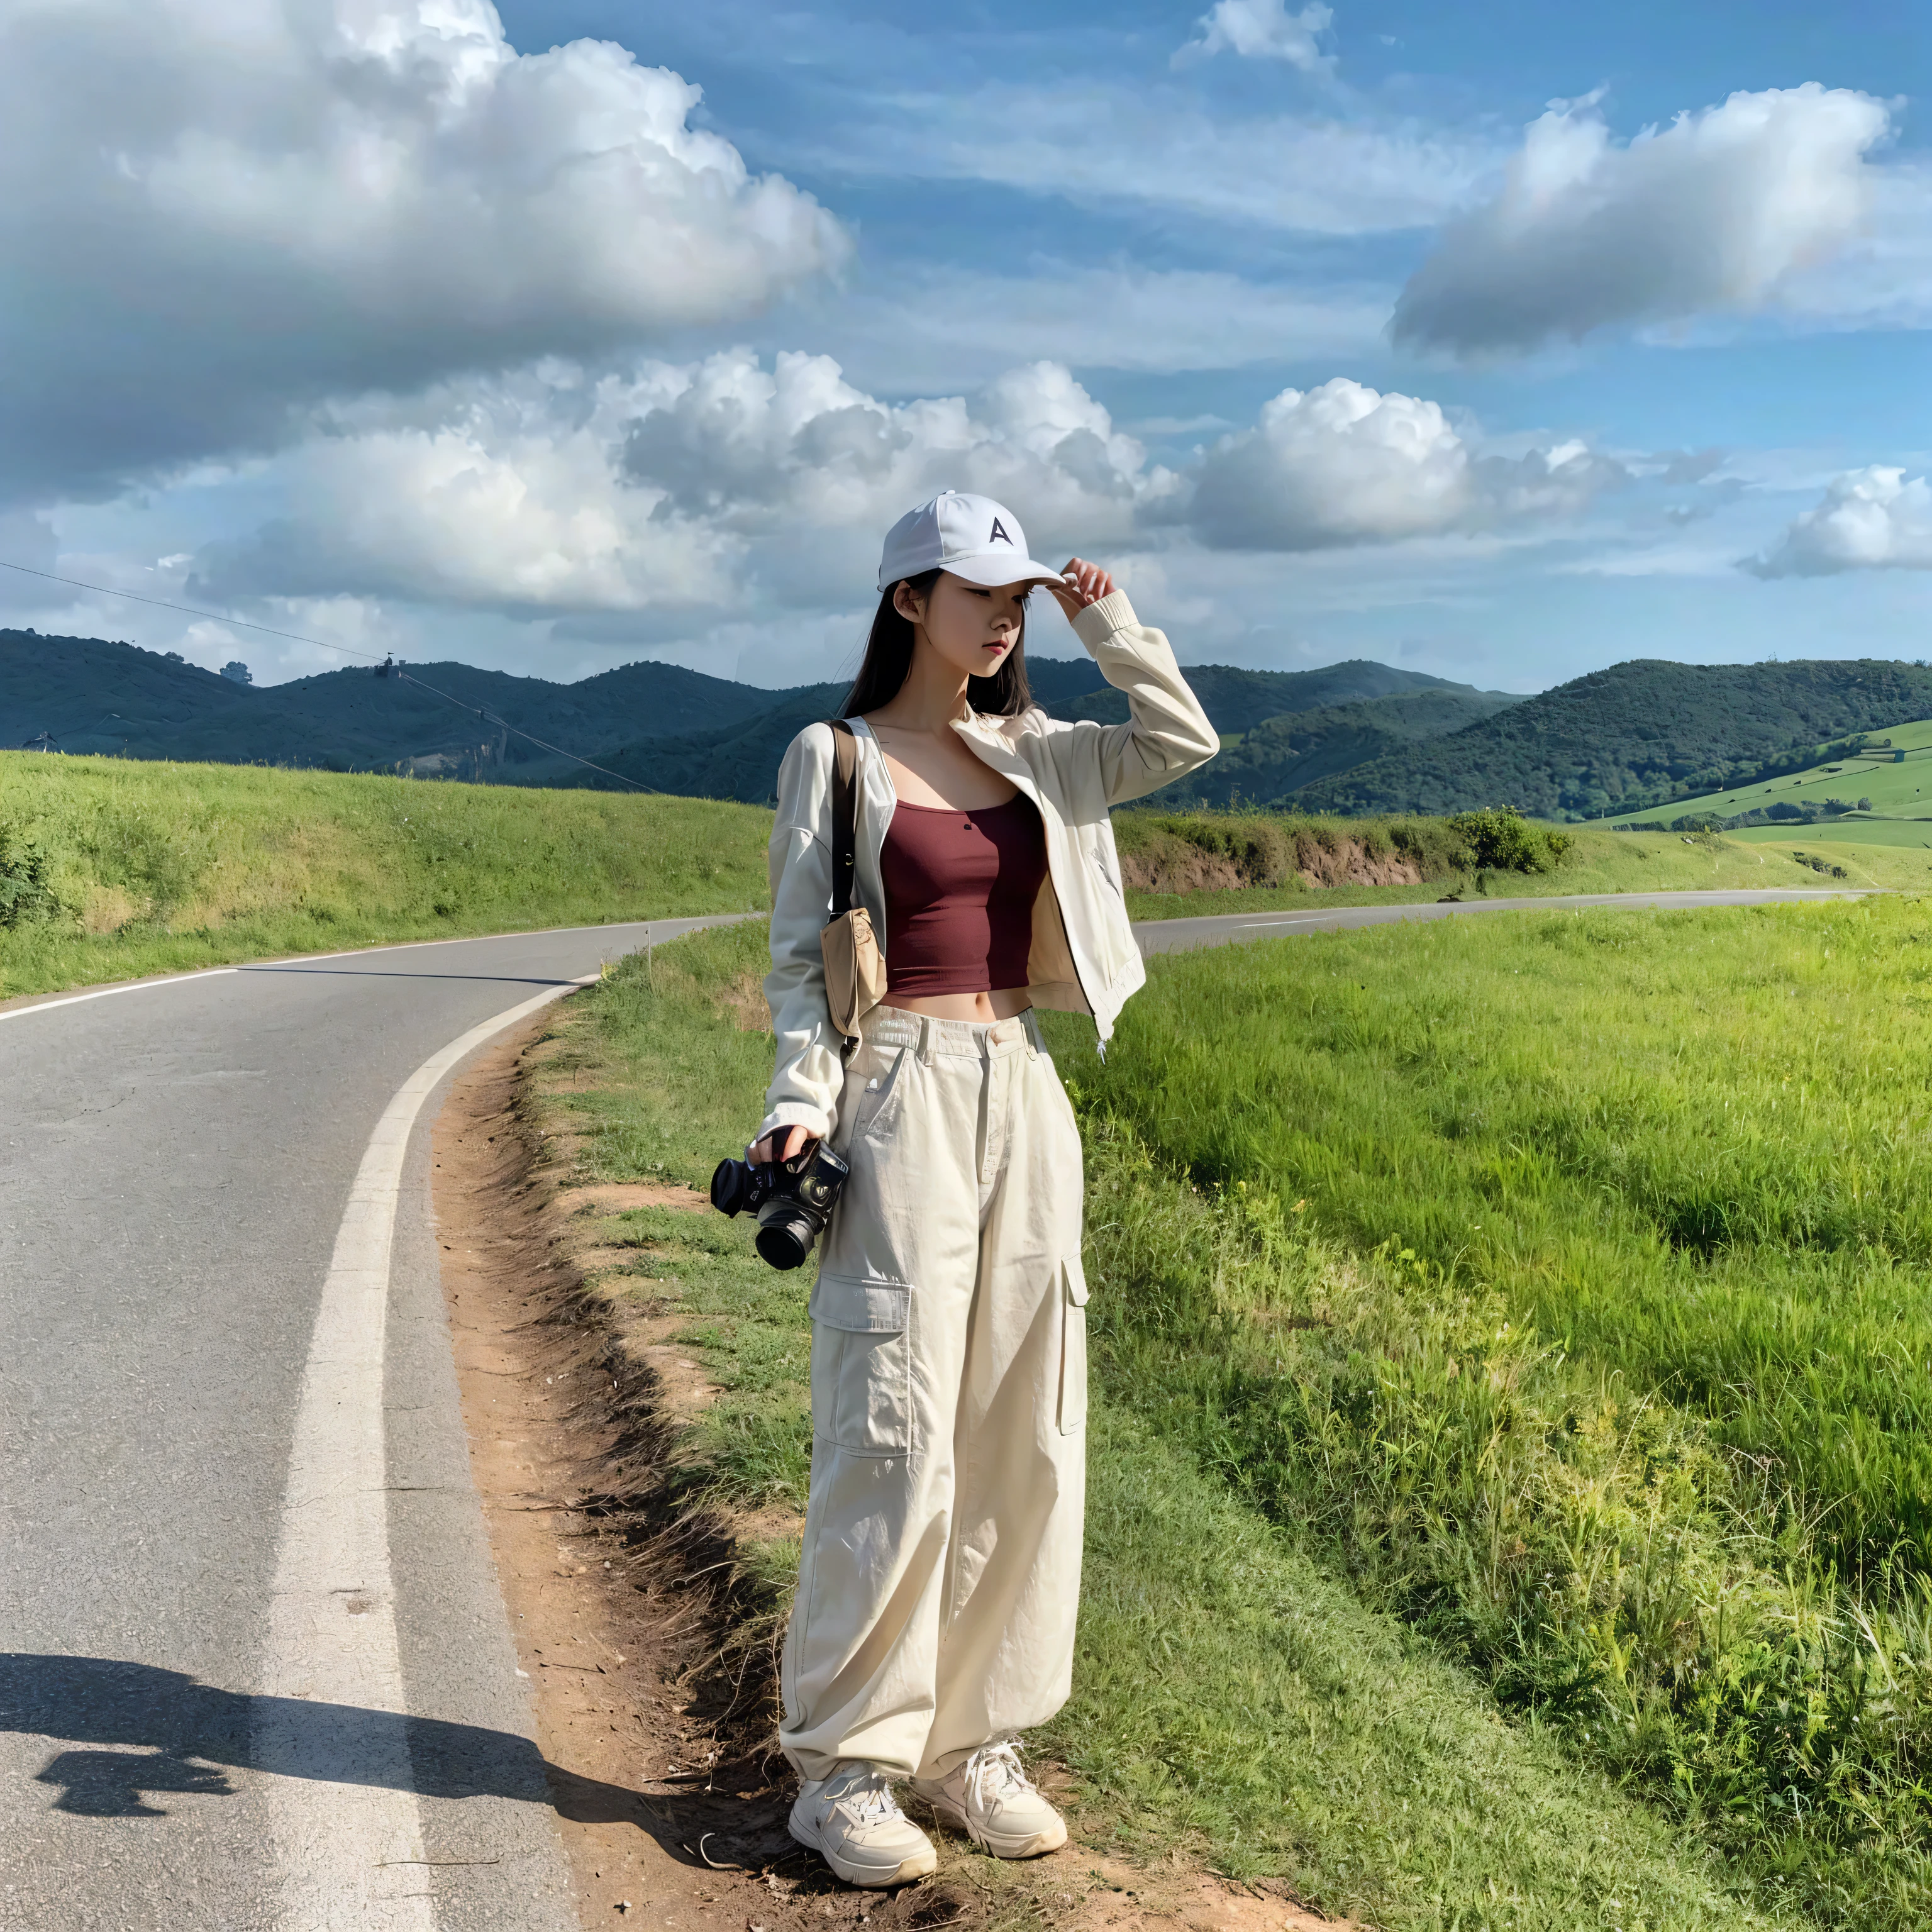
[0,558,389,661]
[0,555,652,792]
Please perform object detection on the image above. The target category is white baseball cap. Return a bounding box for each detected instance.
[877,491,1067,594]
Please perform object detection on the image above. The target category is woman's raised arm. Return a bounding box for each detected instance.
[1046,558,1219,806]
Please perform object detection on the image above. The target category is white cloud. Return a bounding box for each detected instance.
[192,354,1174,621]
[809,84,1492,236]
[1184,379,1621,550]
[1775,158,1932,331]
[195,346,1641,631]
[194,364,741,615]
[1745,467,1932,577]
[0,0,844,505]
[1188,381,1471,548]
[1175,0,1335,72]
[184,358,1620,659]
[1392,85,1890,355]
[797,264,1391,389]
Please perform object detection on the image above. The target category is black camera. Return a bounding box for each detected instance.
[710,1140,850,1270]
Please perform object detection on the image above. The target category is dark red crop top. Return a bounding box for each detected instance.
[880,796,1047,997]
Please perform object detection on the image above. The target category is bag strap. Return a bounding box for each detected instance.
[828,719,858,919]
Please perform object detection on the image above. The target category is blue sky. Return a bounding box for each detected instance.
[3,0,1929,695]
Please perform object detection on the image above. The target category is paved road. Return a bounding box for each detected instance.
[0,920,743,1932]
[1134,886,1876,954]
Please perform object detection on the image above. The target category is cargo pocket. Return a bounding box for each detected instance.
[809,1274,913,1455]
[849,1046,910,1145]
[1057,1257,1089,1436]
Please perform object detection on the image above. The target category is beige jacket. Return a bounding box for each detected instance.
[758,591,1217,1143]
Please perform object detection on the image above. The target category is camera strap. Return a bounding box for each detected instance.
[828,718,858,919]
[819,719,884,1046]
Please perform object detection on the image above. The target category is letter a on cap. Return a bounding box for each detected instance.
[989,516,1013,545]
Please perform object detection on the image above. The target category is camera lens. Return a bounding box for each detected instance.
[711,1158,752,1216]
[755,1206,816,1271]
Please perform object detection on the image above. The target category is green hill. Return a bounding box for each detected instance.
[4,626,1494,806]
[540,657,1107,800]
[1044,658,1498,732]
[0,630,808,777]
[1296,657,1932,821]
[571,659,1493,805]
[1146,687,1519,809]
[29,628,1931,829]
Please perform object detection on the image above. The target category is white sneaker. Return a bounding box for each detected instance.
[789,1763,938,1888]
[911,1740,1067,1859]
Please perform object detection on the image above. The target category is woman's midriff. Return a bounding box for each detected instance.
[881,986,1035,1022]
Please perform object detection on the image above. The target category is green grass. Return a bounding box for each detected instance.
[1116,812,1881,921]
[1036,895,1932,1923]
[1617,719,1932,826]
[1053,1405,1790,1929]
[1719,826,1932,892]
[1727,821,1932,851]
[540,923,816,1522]
[1051,896,1932,1578]
[538,921,1803,1930]
[0,752,771,997]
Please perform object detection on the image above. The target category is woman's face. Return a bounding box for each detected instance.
[894,571,1030,682]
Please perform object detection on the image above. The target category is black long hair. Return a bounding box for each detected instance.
[840,569,1035,719]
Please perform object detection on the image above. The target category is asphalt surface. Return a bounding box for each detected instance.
[0,885,1874,1929]
[0,919,743,1932]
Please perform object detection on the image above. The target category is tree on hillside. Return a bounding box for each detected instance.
[220,660,253,686]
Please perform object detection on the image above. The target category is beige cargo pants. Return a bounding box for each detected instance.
[779,1007,1089,1783]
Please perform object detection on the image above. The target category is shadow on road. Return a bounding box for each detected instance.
[1,1653,665,1834]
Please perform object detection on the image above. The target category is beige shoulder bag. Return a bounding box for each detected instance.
[819,719,886,1038]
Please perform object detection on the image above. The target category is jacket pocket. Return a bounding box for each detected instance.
[1057,1257,1089,1436]
[810,1274,913,1456]
[1090,826,1124,898]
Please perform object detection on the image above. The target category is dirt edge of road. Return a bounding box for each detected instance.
[431,1009,1350,1932]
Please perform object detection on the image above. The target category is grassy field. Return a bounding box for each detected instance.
[1727,819,1932,850]
[1607,718,1932,827]
[1586,709,1932,893]
[1720,823,1932,891]
[1046,892,1932,1923]
[1115,811,1901,921]
[536,923,1809,1931]
[0,752,770,997]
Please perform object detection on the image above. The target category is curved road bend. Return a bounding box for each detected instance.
[0,919,745,1932]
[1134,885,1878,955]
[0,887,1876,1929]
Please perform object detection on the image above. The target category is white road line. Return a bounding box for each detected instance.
[257,972,596,1931]
[0,965,238,1023]
[0,912,746,1023]
[233,915,736,972]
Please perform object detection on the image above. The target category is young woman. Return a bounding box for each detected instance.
[754,490,1216,1887]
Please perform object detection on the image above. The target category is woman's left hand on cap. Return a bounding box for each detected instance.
[1049,557,1114,620]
